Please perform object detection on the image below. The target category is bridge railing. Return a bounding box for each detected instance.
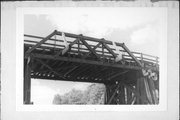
[24,32,159,66]
[121,50,159,65]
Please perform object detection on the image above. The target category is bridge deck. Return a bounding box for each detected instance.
[24,30,159,85]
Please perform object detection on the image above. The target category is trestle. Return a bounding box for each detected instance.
[23,30,159,105]
[104,73,159,105]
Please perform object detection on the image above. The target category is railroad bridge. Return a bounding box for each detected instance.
[24,30,159,105]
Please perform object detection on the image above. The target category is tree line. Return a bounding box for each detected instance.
[53,83,105,105]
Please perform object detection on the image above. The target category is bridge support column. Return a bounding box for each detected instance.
[135,75,159,104]
[104,74,159,105]
[24,58,32,104]
[105,82,126,105]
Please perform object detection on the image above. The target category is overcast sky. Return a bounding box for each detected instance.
[24,8,166,105]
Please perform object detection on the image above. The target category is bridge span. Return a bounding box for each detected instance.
[24,30,159,105]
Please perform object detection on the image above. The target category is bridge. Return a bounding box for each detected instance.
[24,30,159,105]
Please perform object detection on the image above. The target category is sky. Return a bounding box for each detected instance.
[24,8,166,105]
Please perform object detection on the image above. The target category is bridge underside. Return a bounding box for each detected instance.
[24,30,159,105]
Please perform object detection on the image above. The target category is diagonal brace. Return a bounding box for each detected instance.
[25,30,57,57]
[80,38,101,60]
[108,82,121,104]
[107,71,129,80]
[35,59,65,79]
[83,42,101,59]
[56,38,80,56]
[102,43,117,58]
[120,43,142,67]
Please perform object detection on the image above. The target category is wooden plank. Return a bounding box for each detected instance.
[144,77,153,104]
[31,74,105,83]
[91,67,108,79]
[142,53,159,59]
[126,87,132,104]
[102,70,117,80]
[35,59,65,79]
[80,39,101,60]
[24,34,63,42]
[25,44,115,59]
[26,42,157,64]
[25,30,56,56]
[24,58,31,104]
[82,66,97,77]
[67,64,84,77]
[83,42,101,59]
[102,43,117,58]
[147,78,158,104]
[73,65,95,79]
[30,53,143,70]
[25,39,116,51]
[128,95,135,104]
[39,60,50,70]
[82,66,96,79]
[104,85,112,104]
[24,40,65,48]
[25,33,159,63]
[108,83,121,104]
[120,84,125,104]
[64,66,78,77]
[56,38,80,56]
[136,78,140,104]
[121,44,142,67]
[104,86,107,104]
[107,70,129,80]
[139,78,147,104]
[68,65,90,80]
[56,31,113,45]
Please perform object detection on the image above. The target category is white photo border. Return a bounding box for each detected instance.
[16,7,167,111]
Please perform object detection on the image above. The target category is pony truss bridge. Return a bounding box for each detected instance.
[24,30,159,105]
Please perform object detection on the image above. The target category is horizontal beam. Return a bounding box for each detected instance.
[107,70,129,80]
[102,43,117,58]
[24,33,158,62]
[31,75,105,84]
[83,42,101,59]
[56,31,113,45]
[30,53,142,70]
[80,38,101,60]
[35,58,65,79]
[121,43,143,67]
[108,83,121,104]
[25,30,57,56]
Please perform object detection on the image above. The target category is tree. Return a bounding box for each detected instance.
[52,83,106,105]
[83,83,105,104]
[53,94,62,104]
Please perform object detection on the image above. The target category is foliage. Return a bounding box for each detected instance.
[53,83,105,105]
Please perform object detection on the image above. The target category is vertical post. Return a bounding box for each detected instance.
[24,57,31,104]
[147,78,158,104]
[144,77,153,104]
[140,78,148,104]
[104,85,107,104]
[156,57,158,65]
[126,87,132,104]
[121,85,125,104]
[141,53,143,61]
[136,78,140,104]
[102,43,104,61]
[78,40,80,55]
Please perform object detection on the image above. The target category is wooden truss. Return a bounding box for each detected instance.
[23,30,159,104]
